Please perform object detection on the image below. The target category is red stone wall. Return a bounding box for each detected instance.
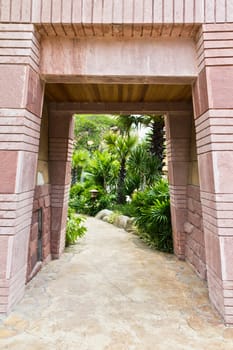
[185,185,206,280]
[183,125,206,280]
[0,0,231,26]
[0,24,44,314]
[27,185,51,281]
[193,23,233,325]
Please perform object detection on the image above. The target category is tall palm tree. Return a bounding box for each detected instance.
[115,115,151,135]
[71,149,90,185]
[146,115,165,171]
[88,150,119,191]
[104,132,137,204]
[116,114,164,168]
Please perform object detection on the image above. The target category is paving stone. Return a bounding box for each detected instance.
[0,217,232,349]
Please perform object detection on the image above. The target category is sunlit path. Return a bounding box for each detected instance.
[0,217,232,350]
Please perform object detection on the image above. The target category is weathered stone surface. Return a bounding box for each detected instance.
[113,215,129,229]
[125,218,136,233]
[0,217,231,350]
[95,209,113,220]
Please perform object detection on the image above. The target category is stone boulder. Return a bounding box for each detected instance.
[114,215,129,229]
[95,209,113,221]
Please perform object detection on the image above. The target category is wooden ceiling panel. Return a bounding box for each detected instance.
[45,83,192,104]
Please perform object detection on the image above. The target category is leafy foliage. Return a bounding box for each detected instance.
[72,149,90,184]
[126,143,161,194]
[131,178,173,253]
[66,208,87,246]
[69,183,116,216]
[104,131,138,204]
[69,114,172,254]
[74,114,116,151]
[146,115,165,171]
[115,114,151,135]
[87,150,119,191]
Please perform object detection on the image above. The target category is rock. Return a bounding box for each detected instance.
[95,209,113,220]
[125,217,136,233]
[102,216,110,223]
[114,215,129,229]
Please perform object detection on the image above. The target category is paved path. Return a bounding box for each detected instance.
[0,217,233,349]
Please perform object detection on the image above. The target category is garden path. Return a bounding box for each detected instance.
[0,217,233,349]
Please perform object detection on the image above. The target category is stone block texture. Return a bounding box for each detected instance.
[165,112,192,259]
[49,109,74,259]
[0,23,44,313]
[27,185,51,281]
[193,23,233,325]
[0,0,233,327]
[185,185,206,280]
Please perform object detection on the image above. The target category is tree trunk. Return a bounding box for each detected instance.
[71,168,78,185]
[149,117,165,172]
[117,158,126,204]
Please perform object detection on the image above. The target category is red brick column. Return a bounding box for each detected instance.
[49,108,74,259]
[0,24,44,313]
[165,112,192,259]
[193,23,233,325]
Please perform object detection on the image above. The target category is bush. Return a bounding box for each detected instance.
[66,208,87,246]
[69,183,117,216]
[131,178,173,253]
[111,202,137,217]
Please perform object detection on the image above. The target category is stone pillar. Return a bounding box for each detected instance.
[49,107,74,259]
[0,24,44,313]
[193,23,233,325]
[165,112,192,259]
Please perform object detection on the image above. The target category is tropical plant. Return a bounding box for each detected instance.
[74,114,117,152]
[104,132,137,204]
[126,143,161,194]
[132,178,173,253]
[115,114,151,135]
[71,149,90,185]
[87,150,119,191]
[146,115,165,171]
[66,207,87,246]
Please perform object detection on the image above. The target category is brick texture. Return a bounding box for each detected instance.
[185,185,206,280]
[0,24,44,314]
[27,185,51,281]
[0,1,232,30]
[165,111,192,259]
[48,109,74,259]
[193,23,233,325]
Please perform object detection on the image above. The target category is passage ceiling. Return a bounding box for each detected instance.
[45,83,192,104]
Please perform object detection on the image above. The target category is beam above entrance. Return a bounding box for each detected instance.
[41,37,197,83]
[49,102,193,115]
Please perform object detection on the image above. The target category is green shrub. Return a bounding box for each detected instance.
[131,178,173,253]
[111,202,137,217]
[69,184,117,216]
[66,208,87,246]
[69,182,86,198]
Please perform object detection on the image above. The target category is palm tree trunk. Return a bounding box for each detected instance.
[149,117,164,172]
[117,158,126,204]
[71,168,78,185]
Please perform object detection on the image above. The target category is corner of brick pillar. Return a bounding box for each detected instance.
[0,24,44,313]
[48,106,74,259]
[165,111,192,260]
[193,23,233,325]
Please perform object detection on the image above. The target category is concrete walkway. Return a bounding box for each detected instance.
[0,217,233,350]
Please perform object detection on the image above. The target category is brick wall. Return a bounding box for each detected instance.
[185,185,206,280]
[184,125,206,280]
[0,1,231,26]
[27,185,51,281]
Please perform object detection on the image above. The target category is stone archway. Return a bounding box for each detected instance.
[0,2,233,325]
